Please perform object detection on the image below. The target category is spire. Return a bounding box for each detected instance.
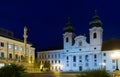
[89,10,102,27]
[63,17,74,32]
[24,26,27,32]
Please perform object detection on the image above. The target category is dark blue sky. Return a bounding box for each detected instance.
[0,0,120,51]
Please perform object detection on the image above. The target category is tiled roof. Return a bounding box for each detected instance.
[102,38,120,51]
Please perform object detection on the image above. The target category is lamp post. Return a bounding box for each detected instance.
[111,51,120,71]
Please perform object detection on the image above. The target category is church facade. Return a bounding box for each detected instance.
[37,11,120,72]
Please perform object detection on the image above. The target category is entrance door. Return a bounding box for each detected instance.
[79,66,82,71]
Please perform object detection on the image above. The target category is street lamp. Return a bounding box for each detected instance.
[111,51,120,70]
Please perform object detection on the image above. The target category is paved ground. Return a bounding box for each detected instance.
[28,72,80,77]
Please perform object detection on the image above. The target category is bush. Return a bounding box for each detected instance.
[77,69,110,77]
[0,64,28,77]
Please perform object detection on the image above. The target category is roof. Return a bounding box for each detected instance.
[40,46,63,51]
[102,38,120,51]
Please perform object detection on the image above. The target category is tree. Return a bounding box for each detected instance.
[0,63,28,77]
[77,69,110,77]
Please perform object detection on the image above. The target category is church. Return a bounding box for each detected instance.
[37,11,120,72]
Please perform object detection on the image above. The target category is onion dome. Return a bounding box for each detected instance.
[63,17,74,32]
[89,10,102,27]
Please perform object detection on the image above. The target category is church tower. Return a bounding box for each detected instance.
[63,17,75,49]
[89,10,103,50]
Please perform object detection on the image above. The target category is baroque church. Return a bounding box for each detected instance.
[37,11,120,72]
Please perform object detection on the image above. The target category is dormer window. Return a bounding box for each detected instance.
[93,33,97,39]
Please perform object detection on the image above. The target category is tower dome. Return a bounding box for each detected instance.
[63,17,74,32]
[89,10,102,27]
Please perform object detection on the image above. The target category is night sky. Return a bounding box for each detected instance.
[0,0,120,52]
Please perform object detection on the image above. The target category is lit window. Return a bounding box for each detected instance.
[20,47,23,51]
[8,44,13,49]
[15,45,19,50]
[30,50,32,54]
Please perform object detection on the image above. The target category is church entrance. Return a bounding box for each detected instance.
[79,66,82,71]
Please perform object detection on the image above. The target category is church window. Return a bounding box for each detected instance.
[79,56,82,59]
[85,55,88,61]
[73,56,76,62]
[66,56,69,60]
[94,54,97,58]
[66,37,68,42]
[58,60,60,63]
[94,47,96,50]
[93,33,97,39]
[79,49,82,51]
[79,60,82,62]
[103,59,106,63]
[103,53,106,56]
[79,41,82,46]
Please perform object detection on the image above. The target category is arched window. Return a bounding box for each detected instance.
[94,54,97,58]
[66,56,69,60]
[79,41,82,46]
[66,37,68,42]
[73,56,76,62]
[93,33,97,39]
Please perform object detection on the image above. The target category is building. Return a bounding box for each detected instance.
[0,26,35,67]
[37,11,120,72]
